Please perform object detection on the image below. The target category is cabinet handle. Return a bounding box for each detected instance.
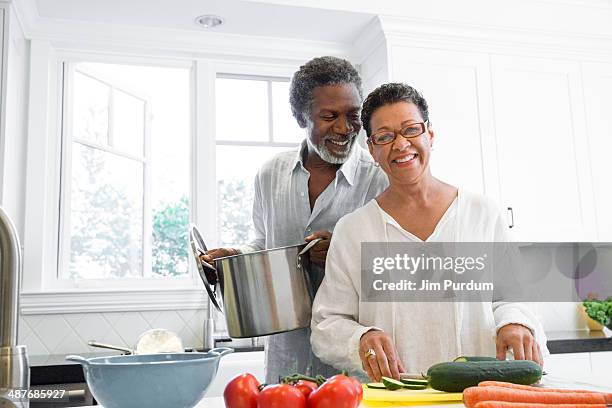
[507,207,514,229]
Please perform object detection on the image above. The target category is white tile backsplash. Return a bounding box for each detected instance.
[18,303,589,357]
[18,309,207,356]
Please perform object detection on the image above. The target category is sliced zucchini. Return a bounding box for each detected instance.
[381,376,405,391]
[401,383,428,390]
[400,378,429,386]
[366,382,387,389]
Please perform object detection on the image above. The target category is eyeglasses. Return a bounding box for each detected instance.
[369,122,428,145]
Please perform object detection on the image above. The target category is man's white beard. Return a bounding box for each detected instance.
[307,135,356,164]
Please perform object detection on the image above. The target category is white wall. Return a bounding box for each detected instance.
[0,2,29,236]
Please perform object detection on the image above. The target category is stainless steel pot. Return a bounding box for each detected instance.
[189,224,320,338]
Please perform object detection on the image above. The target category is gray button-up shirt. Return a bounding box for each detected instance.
[241,140,388,383]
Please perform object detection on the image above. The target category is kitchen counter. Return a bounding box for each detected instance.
[31,330,611,386]
[546,329,612,353]
[72,375,612,408]
[76,400,463,408]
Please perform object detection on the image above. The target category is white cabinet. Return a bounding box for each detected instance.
[490,56,596,241]
[389,47,497,196]
[582,63,612,241]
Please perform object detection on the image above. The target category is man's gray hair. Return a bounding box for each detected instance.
[289,56,363,128]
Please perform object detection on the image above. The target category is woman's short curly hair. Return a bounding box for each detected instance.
[361,83,429,137]
[289,56,362,128]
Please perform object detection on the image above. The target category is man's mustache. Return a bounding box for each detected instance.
[322,133,358,143]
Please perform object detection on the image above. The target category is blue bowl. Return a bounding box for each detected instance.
[66,348,232,408]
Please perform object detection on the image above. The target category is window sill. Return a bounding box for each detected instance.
[19,287,208,315]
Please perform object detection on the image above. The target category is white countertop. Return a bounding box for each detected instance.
[75,375,612,408]
[76,399,463,408]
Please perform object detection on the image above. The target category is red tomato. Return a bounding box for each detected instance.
[257,384,306,408]
[294,380,318,399]
[308,375,362,408]
[224,373,260,408]
[346,375,363,400]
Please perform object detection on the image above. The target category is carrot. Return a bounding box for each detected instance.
[474,402,607,408]
[478,381,600,394]
[463,385,612,408]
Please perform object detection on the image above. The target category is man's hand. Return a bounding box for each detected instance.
[496,323,543,367]
[199,248,239,264]
[305,230,332,266]
[359,329,406,382]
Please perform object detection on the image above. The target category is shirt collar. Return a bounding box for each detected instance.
[290,139,361,187]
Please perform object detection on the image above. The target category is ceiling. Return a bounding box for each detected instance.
[33,0,376,44]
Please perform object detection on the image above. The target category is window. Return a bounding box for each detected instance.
[215,75,303,247]
[58,61,191,283]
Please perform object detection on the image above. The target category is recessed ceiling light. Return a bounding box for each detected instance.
[195,15,224,29]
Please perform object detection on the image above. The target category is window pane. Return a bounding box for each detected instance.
[272,81,304,143]
[216,145,292,247]
[216,78,269,142]
[73,71,110,145]
[67,143,143,279]
[63,62,191,280]
[112,89,145,156]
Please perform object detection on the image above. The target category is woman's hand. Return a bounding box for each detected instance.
[359,329,406,382]
[496,323,543,367]
[305,230,332,266]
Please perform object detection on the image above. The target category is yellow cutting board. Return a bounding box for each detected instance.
[362,385,463,407]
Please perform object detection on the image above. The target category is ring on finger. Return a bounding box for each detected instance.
[364,348,376,359]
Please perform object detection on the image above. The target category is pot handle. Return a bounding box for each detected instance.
[298,237,322,257]
[296,237,323,276]
[66,355,91,366]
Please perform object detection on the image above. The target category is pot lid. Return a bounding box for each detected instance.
[189,224,223,312]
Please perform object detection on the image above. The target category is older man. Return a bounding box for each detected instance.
[202,56,388,382]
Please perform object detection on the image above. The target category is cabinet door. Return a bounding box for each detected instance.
[582,63,612,241]
[389,47,498,197]
[491,56,596,241]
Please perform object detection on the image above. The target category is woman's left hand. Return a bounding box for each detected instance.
[496,323,543,367]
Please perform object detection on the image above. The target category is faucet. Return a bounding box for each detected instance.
[0,207,29,408]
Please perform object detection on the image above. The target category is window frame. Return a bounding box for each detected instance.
[214,73,302,249]
[212,72,303,333]
[52,57,193,290]
[20,45,301,314]
[57,62,154,284]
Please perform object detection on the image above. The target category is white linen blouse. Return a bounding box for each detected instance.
[310,189,549,375]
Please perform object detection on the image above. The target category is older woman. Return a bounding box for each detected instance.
[310,83,547,382]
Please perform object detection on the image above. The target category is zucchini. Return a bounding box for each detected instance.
[381,377,427,391]
[381,376,404,391]
[427,360,543,392]
[400,383,427,390]
[453,356,498,362]
[366,382,387,389]
[400,378,429,386]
